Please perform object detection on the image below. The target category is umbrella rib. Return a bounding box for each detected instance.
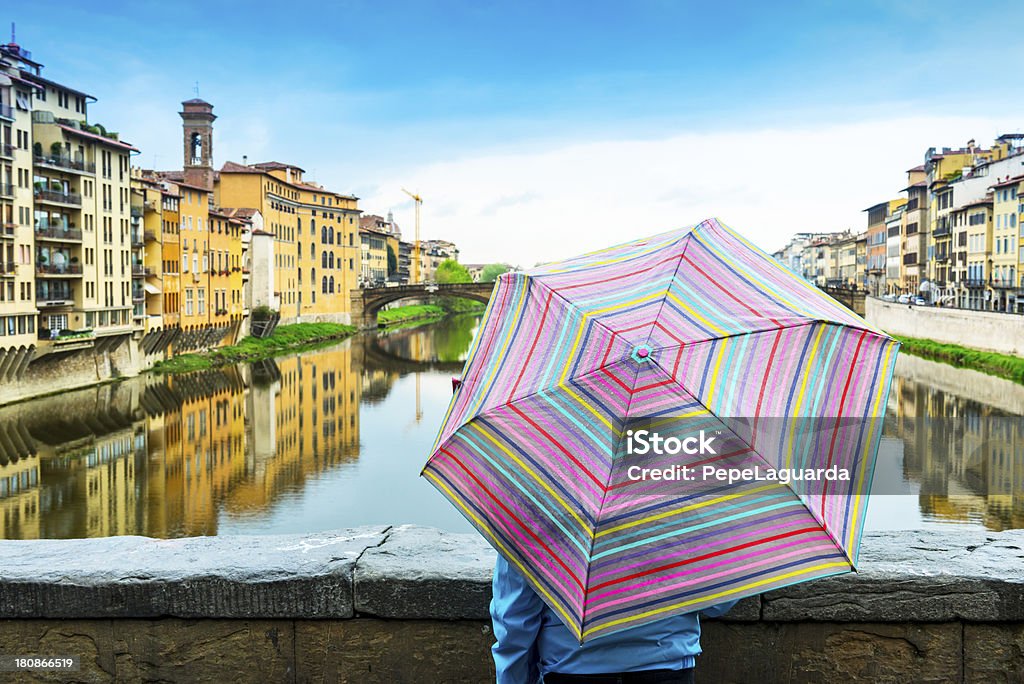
[645,357,856,569]
[641,227,695,350]
[582,355,644,637]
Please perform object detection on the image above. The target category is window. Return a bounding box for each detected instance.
[329,276,334,293]
[198,289,205,315]
[322,276,328,294]
[185,289,194,315]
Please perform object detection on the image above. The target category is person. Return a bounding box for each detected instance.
[491,554,738,683]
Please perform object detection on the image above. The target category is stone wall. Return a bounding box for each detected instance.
[0,525,1021,683]
[865,296,1024,355]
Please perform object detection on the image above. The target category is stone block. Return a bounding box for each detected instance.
[762,530,1024,622]
[964,624,1024,683]
[700,621,961,683]
[294,618,494,684]
[355,525,496,620]
[0,527,390,619]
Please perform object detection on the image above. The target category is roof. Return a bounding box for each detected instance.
[220,207,259,220]
[960,195,993,210]
[900,181,927,192]
[219,161,262,174]
[989,174,1024,189]
[20,70,94,99]
[251,161,306,173]
[906,165,925,173]
[57,124,139,152]
[181,98,211,105]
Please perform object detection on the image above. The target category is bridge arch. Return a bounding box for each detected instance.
[351,282,495,328]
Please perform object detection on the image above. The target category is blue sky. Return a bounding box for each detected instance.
[11,2,1024,264]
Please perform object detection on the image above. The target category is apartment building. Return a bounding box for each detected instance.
[989,175,1021,312]
[0,40,138,368]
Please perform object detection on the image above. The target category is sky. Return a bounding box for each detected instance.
[11,1,1024,266]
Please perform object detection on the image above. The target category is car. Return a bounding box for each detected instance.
[913,296,927,306]
[897,294,911,304]
[882,293,897,302]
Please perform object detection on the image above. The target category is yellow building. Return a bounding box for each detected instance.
[216,160,360,324]
[989,175,1021,312]
[358,215,391,287]
[961,195,993,310]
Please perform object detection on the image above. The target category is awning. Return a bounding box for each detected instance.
[143,282,161,295]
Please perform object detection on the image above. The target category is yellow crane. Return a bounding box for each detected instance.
[401,188,423,284]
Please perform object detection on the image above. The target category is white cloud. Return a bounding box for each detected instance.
[360,115,1013,267]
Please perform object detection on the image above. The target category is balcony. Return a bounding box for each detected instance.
[964,278,986,288]
[0,224,15,239]
[0,143,12,160]
[131,263,145,277]
[144,230,157,242]
[0,261,16,276]
[932,225,951,238]
[33,154,95,175]
[0,183,13,199]
[935,251,949,262]
[130,206,143,219]
[34,189,82,207]
[0,103,13,120]
[132,289,145,303]
[35,225,83,242]
[36,286,74,307]
[130,230,144,247]
[991,278,1016,289]
[36,263,83,277]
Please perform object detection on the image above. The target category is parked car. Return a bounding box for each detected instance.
[913,296,927,306]
[897,294,911,304]
[882,293,897,302]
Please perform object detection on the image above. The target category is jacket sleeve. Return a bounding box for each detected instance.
[490,555,544,684]
[699,599,740,618]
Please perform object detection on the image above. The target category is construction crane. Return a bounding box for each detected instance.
[401,188,422,283]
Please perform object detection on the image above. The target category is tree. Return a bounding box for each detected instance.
[480,263,512,282]
[387,244,397,276]
[435,259,472,284]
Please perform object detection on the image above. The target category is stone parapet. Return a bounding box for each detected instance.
[1,526,1022,682]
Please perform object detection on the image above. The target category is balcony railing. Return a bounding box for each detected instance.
[964,278,986,288]
[0,143,12,159]
[932,225,951,238]
[0,183,13,199]
[130,230,144,247]
[33,154,96,174]
[131,264,145,276]
[130,206,143,218]
[34,189,82,206]
[36,263,83,276]
[144,230,157,242]
[0,103,13,120]
[36,288,74,304]
[35,225,83,241]
[132,290,145,302]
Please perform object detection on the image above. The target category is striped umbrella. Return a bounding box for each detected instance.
[422,218,899,643]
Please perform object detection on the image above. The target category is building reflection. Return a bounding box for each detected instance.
[889,374,1024,531]
[0,338,365,539]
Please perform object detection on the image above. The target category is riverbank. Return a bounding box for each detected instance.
[378,299,485,327]
[896,335,1024,385]
[151,322,357,374]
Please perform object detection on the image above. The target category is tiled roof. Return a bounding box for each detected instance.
[57,124,139,152]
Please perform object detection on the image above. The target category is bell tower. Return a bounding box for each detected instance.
[180,98,216,191]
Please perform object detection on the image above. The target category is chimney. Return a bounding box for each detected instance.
[242,155,248,166]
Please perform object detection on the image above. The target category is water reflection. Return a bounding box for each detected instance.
[0,314,1021,539]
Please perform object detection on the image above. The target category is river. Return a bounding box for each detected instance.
[0,313,1021,539]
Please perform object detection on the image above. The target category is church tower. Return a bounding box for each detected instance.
[180,98,216,191]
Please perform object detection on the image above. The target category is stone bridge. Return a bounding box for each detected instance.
[350,282,494,329]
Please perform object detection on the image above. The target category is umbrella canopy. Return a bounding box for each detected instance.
[422,218,899,643]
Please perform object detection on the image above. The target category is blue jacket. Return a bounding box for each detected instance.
[490,555,737,683]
